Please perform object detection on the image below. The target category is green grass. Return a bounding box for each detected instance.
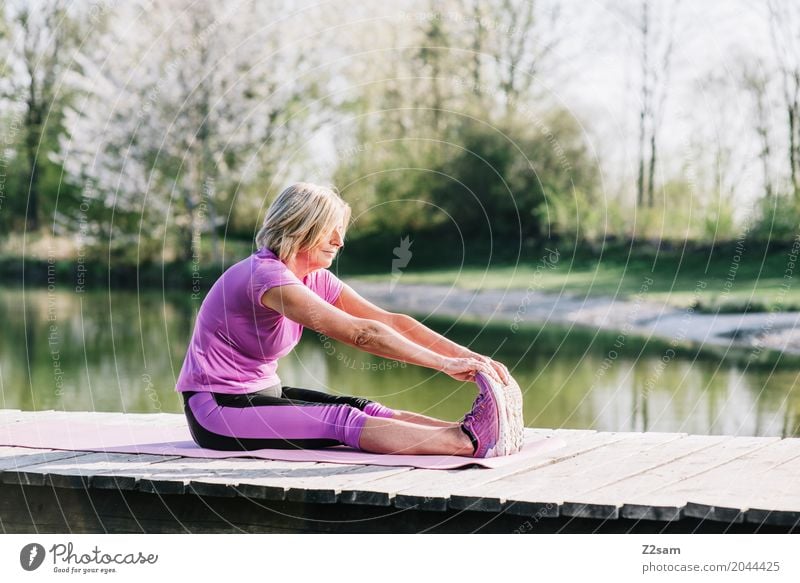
[351,242,800,313]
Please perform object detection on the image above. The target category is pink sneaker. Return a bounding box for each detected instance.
[460,386,502,458]
[475,372,525,455]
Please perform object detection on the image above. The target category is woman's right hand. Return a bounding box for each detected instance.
[439,356,501,383]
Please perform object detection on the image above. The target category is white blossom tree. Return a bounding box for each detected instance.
[0,0,104,232]
[59,0,328,262]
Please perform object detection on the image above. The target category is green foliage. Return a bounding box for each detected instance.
[428,120,537,240]
[624,177,740,242]
[335,109,600,246]
[0,147,27,233]
[750,193,800,242]
[334,138,438,238]
[701,197,738,241]
[5,2,798,274]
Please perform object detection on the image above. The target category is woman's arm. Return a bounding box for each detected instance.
[334,283,509,383]
[261,283,497,381]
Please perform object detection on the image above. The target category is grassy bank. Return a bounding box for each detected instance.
[348,237,800,314]
[4,233,800,314]
[423,314,800,370]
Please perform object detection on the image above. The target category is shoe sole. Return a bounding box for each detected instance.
[501,377,525,453]
[476,373,524,456]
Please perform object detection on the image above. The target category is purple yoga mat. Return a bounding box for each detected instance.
[0,415,565,470]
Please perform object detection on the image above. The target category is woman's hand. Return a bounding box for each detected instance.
[439,356,502,383]
[455,351,511,384]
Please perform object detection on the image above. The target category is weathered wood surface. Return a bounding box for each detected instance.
[1,410,798,532]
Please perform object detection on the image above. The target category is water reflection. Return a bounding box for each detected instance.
[1,286,798,437]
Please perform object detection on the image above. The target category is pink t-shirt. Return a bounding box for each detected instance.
[175,247,344,394]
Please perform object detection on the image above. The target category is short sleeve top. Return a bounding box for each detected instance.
[175,247,343,394]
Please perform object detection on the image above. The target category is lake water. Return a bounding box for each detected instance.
[2,286,798,437]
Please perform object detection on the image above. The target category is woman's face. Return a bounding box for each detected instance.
[298,217,345,271]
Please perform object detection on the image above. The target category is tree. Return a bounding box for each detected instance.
[738,56,776,201]
[608,0,681,210]
[59,0,327,262]
[486,0,562,116]
[767,0,800,199]
[0,0,99,232]
[333,0,572,241]
[634,0,680,209]
[427,111,598,243]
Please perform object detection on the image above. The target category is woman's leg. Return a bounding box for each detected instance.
[182,390,473,455]
[280,386,394,417]
[281,386,459,428]
[358,416,474,455]
[389,410,459,428]
[183,391,356,450]
[279,388,473,453]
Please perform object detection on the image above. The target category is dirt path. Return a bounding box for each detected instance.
[347,278,800,356]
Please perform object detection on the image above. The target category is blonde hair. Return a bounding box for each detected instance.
[255,182,351,260]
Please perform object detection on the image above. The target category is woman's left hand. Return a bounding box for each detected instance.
[464,352,510,385]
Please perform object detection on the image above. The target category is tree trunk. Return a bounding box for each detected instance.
[637,116,646,208]
[24,90,42,231]
[24,136,41,231]
[647,131,657,208]
[471,0,483,93]
[637,0,649,209]
[181,184,197,263]
[202,175,220,265]
[752,78,773,198]
[759,123,773,199]
[789,104,797,197]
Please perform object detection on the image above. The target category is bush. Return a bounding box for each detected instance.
[750,193,800,242]
[335,108,600,249]
[430,111,599,243]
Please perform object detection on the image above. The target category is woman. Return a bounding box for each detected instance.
[176,182,516,457]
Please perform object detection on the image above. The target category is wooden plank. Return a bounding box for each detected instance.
[391,426,561,499]
[91,455,319,498]
[0,446,98,485]
[0,450,182,489]
[643,437,799,525]
[115,456,384,502]
[337,428,560,508]
[577,432,743,517]
[2,409,798,530]
[0,445,86,466]
[2,480,795,534]
[340,429,617,511]
[745,508,800,528]
[271,463,382,503]
[6,414,528,506]
[552,434,730,520]
[0,411,190,493]
[445,431,650,515]
[390,430,591,512]
[476,432,689,519]
[45,452,182,490]
[744,444,800,527]
[621,436,785,522]
[283,464,413,504]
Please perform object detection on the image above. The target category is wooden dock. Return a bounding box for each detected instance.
[0,410,798,533]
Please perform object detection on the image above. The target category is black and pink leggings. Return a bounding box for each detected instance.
[181,386,395,451]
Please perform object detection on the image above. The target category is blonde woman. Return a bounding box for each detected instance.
[176,183,514,457]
